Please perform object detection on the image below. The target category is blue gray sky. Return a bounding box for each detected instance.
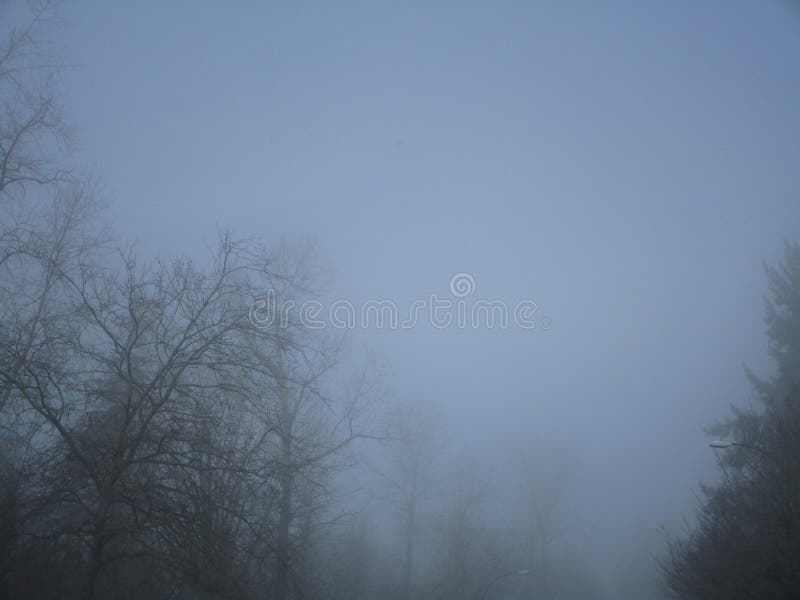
[53,0,800,585]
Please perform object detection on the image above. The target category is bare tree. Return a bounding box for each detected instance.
[0,7,100,595]
[506,435,576,598]
[377,399,444,600]
[0,0,70,199]
[244,246,381,600]
[433,455,494,600]
[1,228,290,598]
[309,514,374,600]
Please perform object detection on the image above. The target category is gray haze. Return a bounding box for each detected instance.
[46,0,800,592]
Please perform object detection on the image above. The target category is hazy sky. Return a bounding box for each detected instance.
[54,0,800,576]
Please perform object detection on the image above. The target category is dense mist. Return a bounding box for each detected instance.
[1,2,799,599]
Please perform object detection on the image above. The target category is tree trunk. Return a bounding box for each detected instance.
[275,463,293,600]
[403,472,417,600]
[82,494,111,600]
[274,388,294,600]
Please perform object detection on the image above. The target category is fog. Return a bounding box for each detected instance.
[2,2,799,599]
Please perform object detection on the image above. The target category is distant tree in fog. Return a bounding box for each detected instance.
[378,399,444,600]
[507,435,576,598]
[249,257,381,600]
[431,454,506,600]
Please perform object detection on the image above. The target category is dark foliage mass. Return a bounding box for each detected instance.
[662,242,800,598]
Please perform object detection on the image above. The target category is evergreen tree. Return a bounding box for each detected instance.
[664,241,800,599]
